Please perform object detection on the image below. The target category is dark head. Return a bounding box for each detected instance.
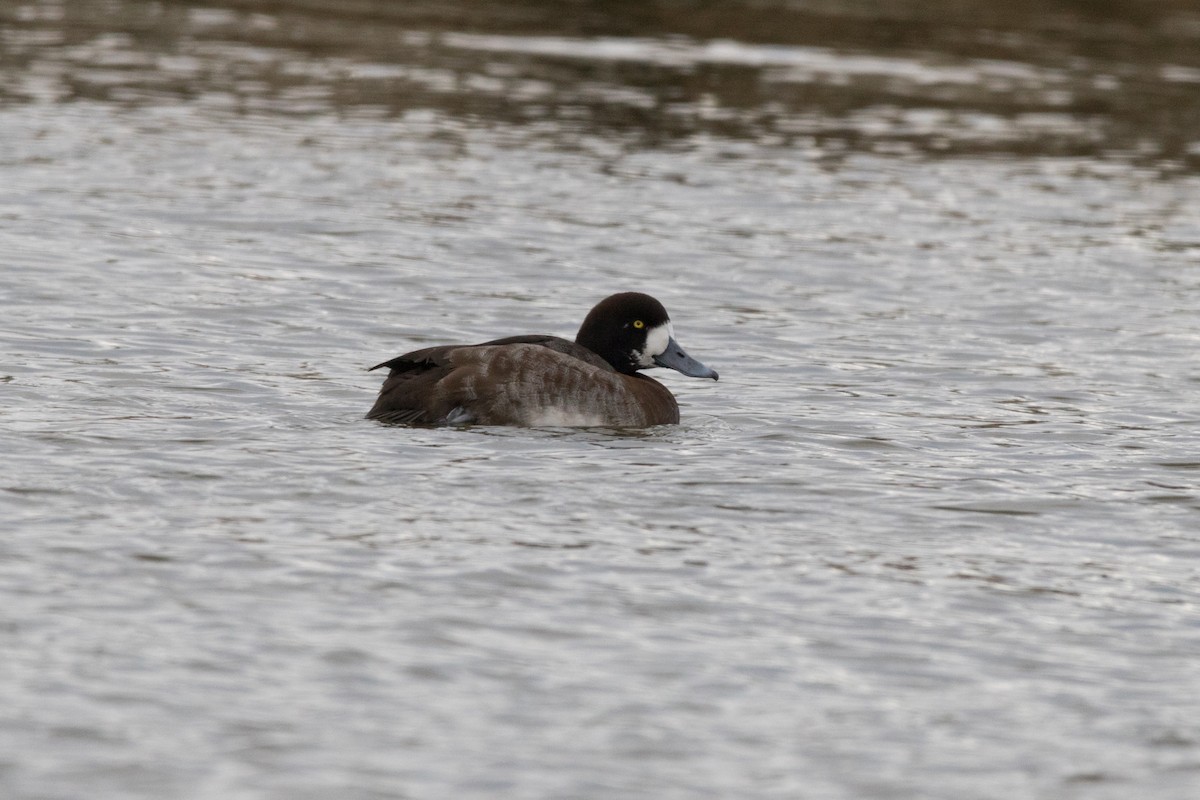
[575,292,719,380]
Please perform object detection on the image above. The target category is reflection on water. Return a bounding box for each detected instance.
[2,0,1199,167]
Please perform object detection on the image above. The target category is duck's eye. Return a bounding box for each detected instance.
[633,320,645,329]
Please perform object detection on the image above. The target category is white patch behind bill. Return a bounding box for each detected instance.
[636,321,672,367]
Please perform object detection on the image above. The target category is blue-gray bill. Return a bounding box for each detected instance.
[654,337,719,380]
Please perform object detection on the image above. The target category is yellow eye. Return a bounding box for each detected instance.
[633,320,645,329]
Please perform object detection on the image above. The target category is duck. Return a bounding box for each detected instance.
[366,292,718,427]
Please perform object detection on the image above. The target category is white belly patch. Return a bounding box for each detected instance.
[525,408,610,427]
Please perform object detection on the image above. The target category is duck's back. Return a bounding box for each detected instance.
[366,335,679,427]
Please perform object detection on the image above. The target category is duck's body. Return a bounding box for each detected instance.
[367,293,717,427]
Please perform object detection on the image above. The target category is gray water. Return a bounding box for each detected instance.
[4,2,1200,798]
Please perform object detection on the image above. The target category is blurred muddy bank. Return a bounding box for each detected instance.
[3,0,1199,168]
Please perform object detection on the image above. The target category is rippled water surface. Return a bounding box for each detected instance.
[4,1,1200,798]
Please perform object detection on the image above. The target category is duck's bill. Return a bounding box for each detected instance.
[654,337,719,381]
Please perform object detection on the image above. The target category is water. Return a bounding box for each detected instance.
[3,1,1200,798]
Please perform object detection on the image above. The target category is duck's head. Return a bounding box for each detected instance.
[575,292,719,380]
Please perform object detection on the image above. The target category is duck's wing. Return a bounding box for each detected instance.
[369,346,451,374]
[476,335,614,372]
[367,335,612,374]
[366,344,464,424]
[366,336,616,425]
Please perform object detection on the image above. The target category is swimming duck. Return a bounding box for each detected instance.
[367,292,718,427]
